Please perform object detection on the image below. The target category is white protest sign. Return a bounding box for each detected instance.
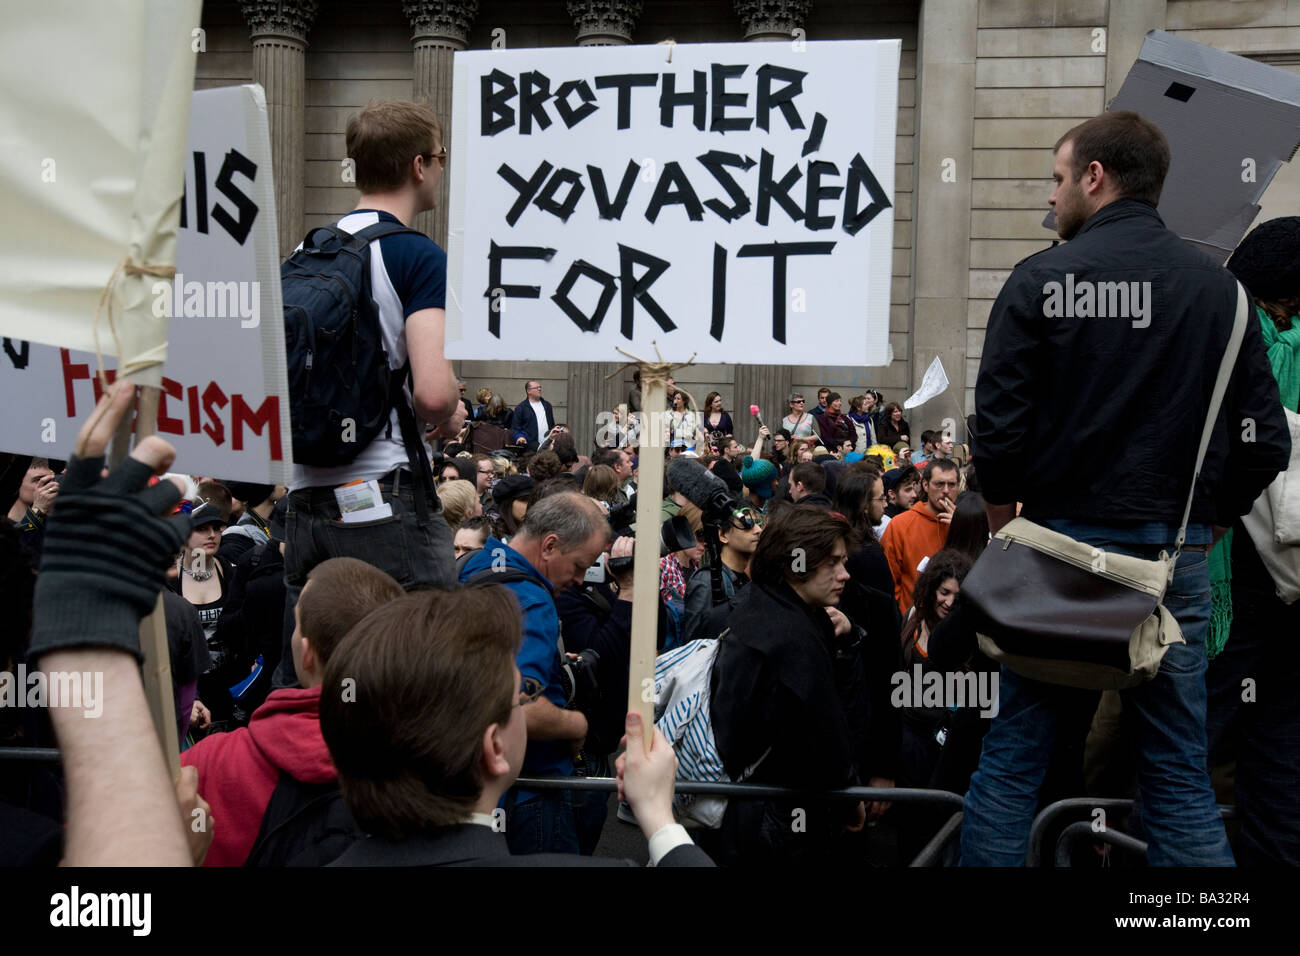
[0,85,292,483]
[0,0,201,384]
[904,356,950,410]
[446,40,898,365]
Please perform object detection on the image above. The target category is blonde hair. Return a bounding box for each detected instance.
[436,479,479,530]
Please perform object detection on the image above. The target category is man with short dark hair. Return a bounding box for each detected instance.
[720,436,746,468]
[964,110,1291,867]
[458,492,610,854]
[592,447,635,503]
[788,461,828,506]
[880,459,958,615]
[320,586,711,866]
[883,465,920,517]
[911,430,937,466]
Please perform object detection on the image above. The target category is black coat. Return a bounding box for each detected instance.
[330,824,712,866]
[509,397,555,451]
[975,199,1290,526]
[710,579,867,864]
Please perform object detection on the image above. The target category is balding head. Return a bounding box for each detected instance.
[509,492,612,593]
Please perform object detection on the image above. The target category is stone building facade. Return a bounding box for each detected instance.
[197,0,1300,453]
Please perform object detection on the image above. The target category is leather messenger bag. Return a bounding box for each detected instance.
[962,282,1249,691]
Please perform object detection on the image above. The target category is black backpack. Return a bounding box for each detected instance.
[244,772,359,868]
[281,221,421,467]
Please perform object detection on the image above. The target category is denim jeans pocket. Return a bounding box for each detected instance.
[319,513,416,586]
[1163,550,1209,604]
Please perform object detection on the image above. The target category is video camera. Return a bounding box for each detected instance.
[584,513,699,584]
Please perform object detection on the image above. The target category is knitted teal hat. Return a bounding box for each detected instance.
[740,455,778,498]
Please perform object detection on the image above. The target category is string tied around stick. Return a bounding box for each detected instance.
[92,256,175,391]
[610,344,706,450]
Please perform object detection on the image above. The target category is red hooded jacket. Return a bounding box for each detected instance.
[181,686,335,867]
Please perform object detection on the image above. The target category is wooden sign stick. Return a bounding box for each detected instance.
[612,345,694,753]
[109,383,180,772]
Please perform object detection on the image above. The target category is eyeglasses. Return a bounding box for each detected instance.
[516,677,545,706]
[422,145,448,170]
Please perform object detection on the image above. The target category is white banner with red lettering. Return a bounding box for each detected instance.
[0,85,292,482]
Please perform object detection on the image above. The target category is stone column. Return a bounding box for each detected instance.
[1105,1,1166,106]
[911,0,976,427]
[568,0,642,46]
[728,1,811,432]
[733,0,811,42]
[565,2,643,453]
[241,0,319,259]
[404,1,478,246]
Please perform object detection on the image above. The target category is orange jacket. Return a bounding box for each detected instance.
[881,501,949,616]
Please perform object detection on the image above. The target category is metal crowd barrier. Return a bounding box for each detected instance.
[1053,822,1148,866]
[1027,797,1240,867]
[3,749,1239,868]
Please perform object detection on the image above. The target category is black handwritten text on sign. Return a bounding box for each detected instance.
[466,51,896,357]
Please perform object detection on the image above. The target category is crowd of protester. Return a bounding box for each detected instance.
[6,360,1284,868]
[3,101,1297,871]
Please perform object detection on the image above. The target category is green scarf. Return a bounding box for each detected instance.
[1208,307,1300,657]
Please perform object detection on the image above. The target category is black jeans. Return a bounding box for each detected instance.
[272,471,455,688]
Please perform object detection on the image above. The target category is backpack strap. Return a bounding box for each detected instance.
[343,218,436,527]
[393,362,437,527]
[351,220,424,243]
[245,772,355,867]
[463,567,537,590]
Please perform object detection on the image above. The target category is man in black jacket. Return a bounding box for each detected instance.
[509,380,556,451]
[964,111,1291,867]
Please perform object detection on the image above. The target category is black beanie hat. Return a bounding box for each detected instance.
[1226,217,1300,302]
[223,481,275,507]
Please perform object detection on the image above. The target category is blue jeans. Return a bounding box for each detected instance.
[961,526,1233,866]
[504,791,580,856]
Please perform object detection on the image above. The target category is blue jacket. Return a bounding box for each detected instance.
[460,537,572,780]
[510,398,555,451]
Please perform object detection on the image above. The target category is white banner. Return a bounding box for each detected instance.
[904,356,950,410]
[446,40,899,365]
[0,0,201,383]
[0,86,292,483]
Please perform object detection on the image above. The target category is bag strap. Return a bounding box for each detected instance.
[352,220,424,243]
[1169,281,1251,576]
